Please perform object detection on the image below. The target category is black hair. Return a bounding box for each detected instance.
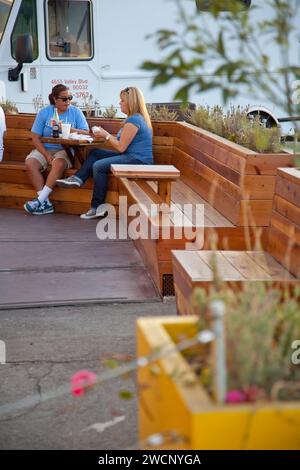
[48,84,69,104]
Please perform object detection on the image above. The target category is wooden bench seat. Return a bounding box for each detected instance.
[0,161,118,214]
[172,168,300,315]
[118,176,255,295]
[111,164,180,207]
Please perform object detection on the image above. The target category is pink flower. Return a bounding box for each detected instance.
[71,370,97,397]
[226,389,247,404]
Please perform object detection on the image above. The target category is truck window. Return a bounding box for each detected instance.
[46,0,93,60]
[11,0,38,59]
[0,0,14,44]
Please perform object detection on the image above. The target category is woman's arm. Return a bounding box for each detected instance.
[93,123,138,153]
[31,132,53,165]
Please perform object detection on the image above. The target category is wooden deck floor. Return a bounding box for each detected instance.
[0,209,159,308]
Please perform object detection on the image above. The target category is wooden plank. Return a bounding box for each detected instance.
[192,156,242,200]
[245,154,295,175]
[197,251,246,281]
[175,121,253,158]
[152,136,174,146]
[111,164,180,179]
[247,251,296,280]
[0,196,90,215]
[172,150,241,224]
[237,200,273,227]
[267,226,300,278]
[171,250,213,282]
[157,180,171,206]
[277,167,300,185]
[273,194,300,227]
[221,251,273,280]
[275,175,300,208]
[270,210,300,245]
[243,175,276,200]
[136,180,164,205]
[172,181,234,228]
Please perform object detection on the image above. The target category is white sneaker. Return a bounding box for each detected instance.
[80,208,107,219]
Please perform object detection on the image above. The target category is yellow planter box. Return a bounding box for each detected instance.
[137,316,300,450]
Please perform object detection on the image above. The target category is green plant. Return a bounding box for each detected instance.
[186,105,281,153]
[147,104,178,121]
[142,0,300,122]
[0,99,19,114]
[80,94,100,117]
[192,281,300,403]
[102,104,118,119]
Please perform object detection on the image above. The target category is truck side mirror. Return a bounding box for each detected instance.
[8,34,34,82]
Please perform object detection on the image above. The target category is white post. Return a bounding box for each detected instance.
[211,300,226,403]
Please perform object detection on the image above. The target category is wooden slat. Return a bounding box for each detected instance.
[237,200,273,227]
[172,251,213,282]
[267,226,300,278]
[275,175,300,208]
[221,251,273,280]
[245,154,295,175]
[277,167,300,185]
[247,251,296,280]
[111,164,180,179]
[172,180,233,227]
[136,180,164,205]
[197,251,246,281]
[270,210,300,245]
[273,194,300,227]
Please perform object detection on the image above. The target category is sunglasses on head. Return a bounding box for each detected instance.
[57,95,73,102]
[123,87,131,93]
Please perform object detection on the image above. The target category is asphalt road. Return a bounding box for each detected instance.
[0,300,176,450]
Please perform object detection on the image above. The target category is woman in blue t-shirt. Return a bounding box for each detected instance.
[56,86,153,219]
[24,84,89,215]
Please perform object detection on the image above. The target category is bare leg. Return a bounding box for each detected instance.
[25,159,44,192]
[46,158,68,188]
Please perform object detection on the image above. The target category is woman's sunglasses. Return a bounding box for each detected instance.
[57,95,73,102]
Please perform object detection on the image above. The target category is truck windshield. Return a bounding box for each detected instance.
[0,0,14,43]
[46,0,93,60]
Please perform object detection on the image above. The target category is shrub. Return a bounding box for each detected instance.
[147,105,178,121]
[186,105,282,153]
[193,281,300,403]
[102,105,118,119]
[0,99,19,114]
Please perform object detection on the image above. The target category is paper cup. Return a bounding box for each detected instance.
[61,123,71,139]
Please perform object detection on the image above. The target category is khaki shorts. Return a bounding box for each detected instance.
[25,149,73,171]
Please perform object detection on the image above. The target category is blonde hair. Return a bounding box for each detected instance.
[120,86,152,130]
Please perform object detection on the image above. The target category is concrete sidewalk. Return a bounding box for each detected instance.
[0,300,176,450]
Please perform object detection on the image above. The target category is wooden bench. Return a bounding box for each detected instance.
[172,167,300,315]
[1,115,295,297]
[111,164,180,207]
[0,115,174,216]
[0,115,123,214]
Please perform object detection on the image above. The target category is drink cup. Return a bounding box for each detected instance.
[61,123,71,139]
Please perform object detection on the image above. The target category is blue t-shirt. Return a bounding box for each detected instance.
[31,105,89,151]
[117,114,153,163]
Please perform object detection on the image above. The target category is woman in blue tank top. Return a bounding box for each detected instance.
[56,86,153,219]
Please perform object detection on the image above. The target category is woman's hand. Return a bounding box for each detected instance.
[92,126,107,139]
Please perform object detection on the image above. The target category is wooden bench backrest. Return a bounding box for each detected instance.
[267,168,300,278]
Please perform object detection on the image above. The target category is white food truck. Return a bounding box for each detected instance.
[0,0,298,128]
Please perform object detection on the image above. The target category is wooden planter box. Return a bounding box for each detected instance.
[266,167,300,278]
[171,122,295,227]
[137,316,300,450]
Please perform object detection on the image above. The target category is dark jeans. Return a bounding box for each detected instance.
[75,149,150,208]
